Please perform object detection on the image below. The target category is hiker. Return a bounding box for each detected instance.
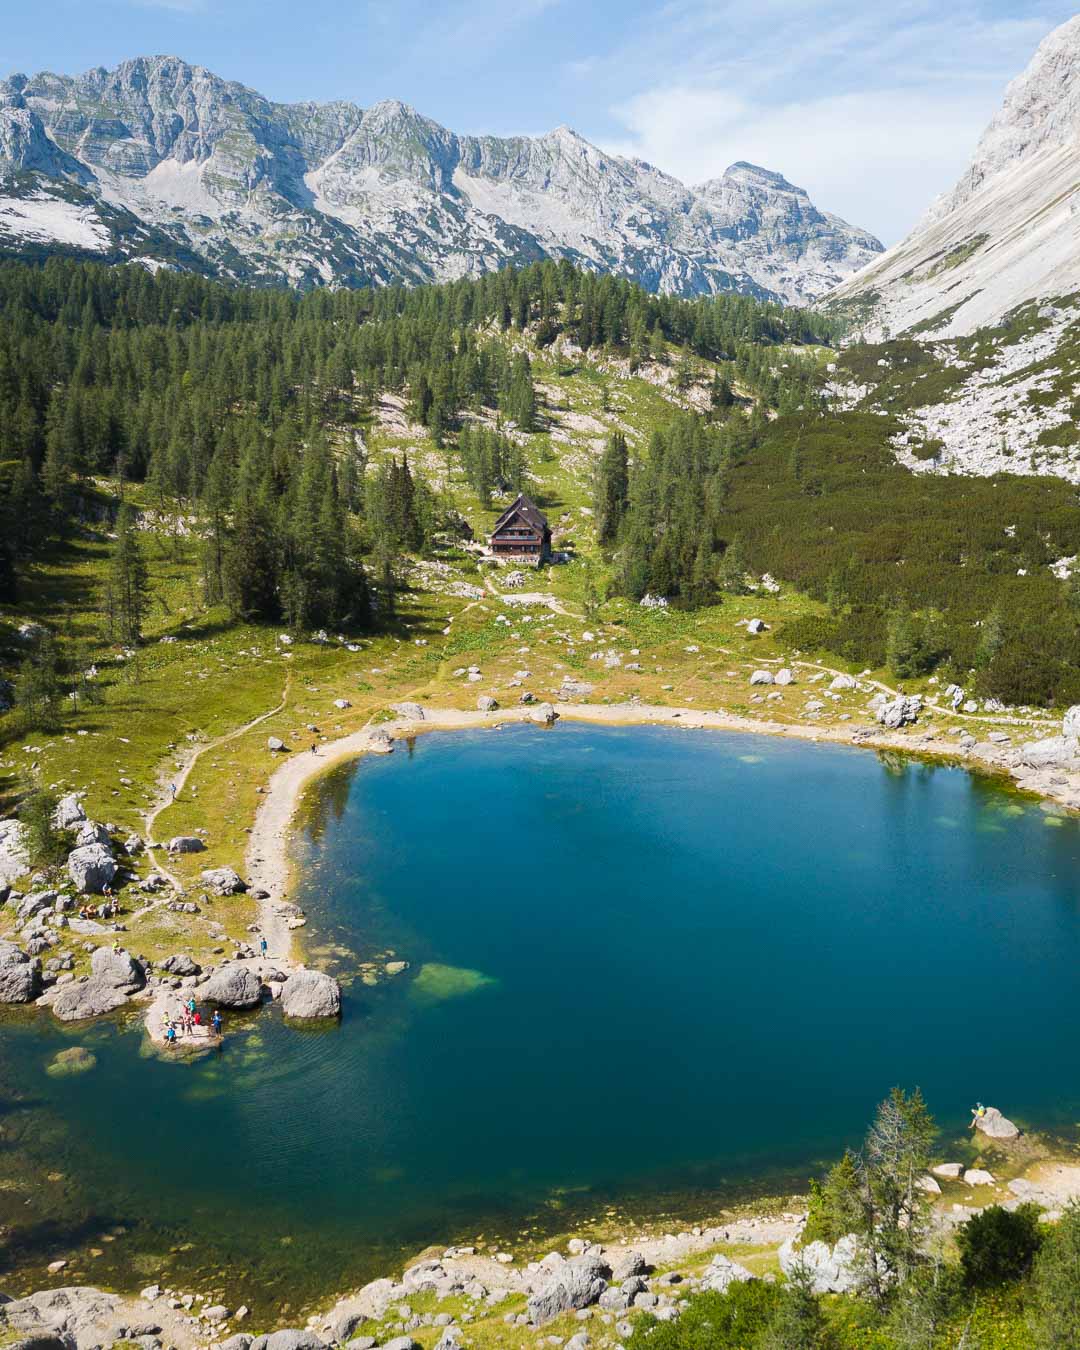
[165,1024,177,1048]
[193,1009,202,1028]
[260,936,268,956]
[187,995,196,1017]
[211,1010,223,1037]
[969,1102,986,1129]
[311,742,318,755]
[170,782,177,800]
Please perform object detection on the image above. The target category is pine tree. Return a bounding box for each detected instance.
[104,505,150,646]
[595,432,629,546]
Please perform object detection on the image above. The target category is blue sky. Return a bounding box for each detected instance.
[4,1,1078,242]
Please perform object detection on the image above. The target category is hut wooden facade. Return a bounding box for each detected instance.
[489,494,551,565]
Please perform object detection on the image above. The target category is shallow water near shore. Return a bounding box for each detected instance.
[4,724,1080,1311]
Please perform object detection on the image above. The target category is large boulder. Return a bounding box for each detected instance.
[280,969,341,1019]
[779,1234,863,1295]
[477,695,499,712]
[527,1253,609,1326]
[201,866,246,895]
[167,836,206,855]
[51,978,132,1021]
[975,1106,1020,1140]
[391,702,425,721]
[0,942,38,1003]
[830,674,857,691]
[749,670,774,686]
[203,965,263,1008]
[1063,706,1080,739]
[67,844,117,894]
[367,729,394,754]
[876,695,922,729]
[53,794,87,829]
[0,819,29,887]
[529,702,558,726]
[90,946,144,992]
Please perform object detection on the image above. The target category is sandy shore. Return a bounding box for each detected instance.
[244,698,1069,958]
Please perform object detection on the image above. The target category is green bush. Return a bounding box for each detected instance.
[1029,1200,1080,1347]
[625,1281,782,1349]
[958,1204,1043,1287]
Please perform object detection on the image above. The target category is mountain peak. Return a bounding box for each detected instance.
[0,53,881,303]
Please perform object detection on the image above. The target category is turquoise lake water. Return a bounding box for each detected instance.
[3,724,1080,1310]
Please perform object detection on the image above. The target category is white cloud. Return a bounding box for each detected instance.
[605,84,1002,244]
[591,3,1076,244]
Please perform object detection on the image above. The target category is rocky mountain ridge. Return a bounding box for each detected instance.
[0,55,882,301]
[830,14,1080,339]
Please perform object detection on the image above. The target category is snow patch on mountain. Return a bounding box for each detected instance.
[0,193,109,250]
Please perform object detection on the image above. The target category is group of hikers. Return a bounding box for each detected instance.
[78,897,120,920]
[163,994,223,1047]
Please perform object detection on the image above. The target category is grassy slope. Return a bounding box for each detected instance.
[1,338,1044,976]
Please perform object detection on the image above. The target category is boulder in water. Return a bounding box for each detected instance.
[280,969,341,1019]
[975,1107,1019,1140]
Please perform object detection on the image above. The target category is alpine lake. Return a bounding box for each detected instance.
[3,723,1080,1317]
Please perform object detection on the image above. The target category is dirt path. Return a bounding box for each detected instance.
[139,674,292,898]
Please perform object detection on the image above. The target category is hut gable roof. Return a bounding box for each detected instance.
[492,494,548,535]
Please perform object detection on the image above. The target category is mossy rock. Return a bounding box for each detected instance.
[46,1046,98,1077]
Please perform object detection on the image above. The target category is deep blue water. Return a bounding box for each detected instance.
[3,725,1080,1308]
